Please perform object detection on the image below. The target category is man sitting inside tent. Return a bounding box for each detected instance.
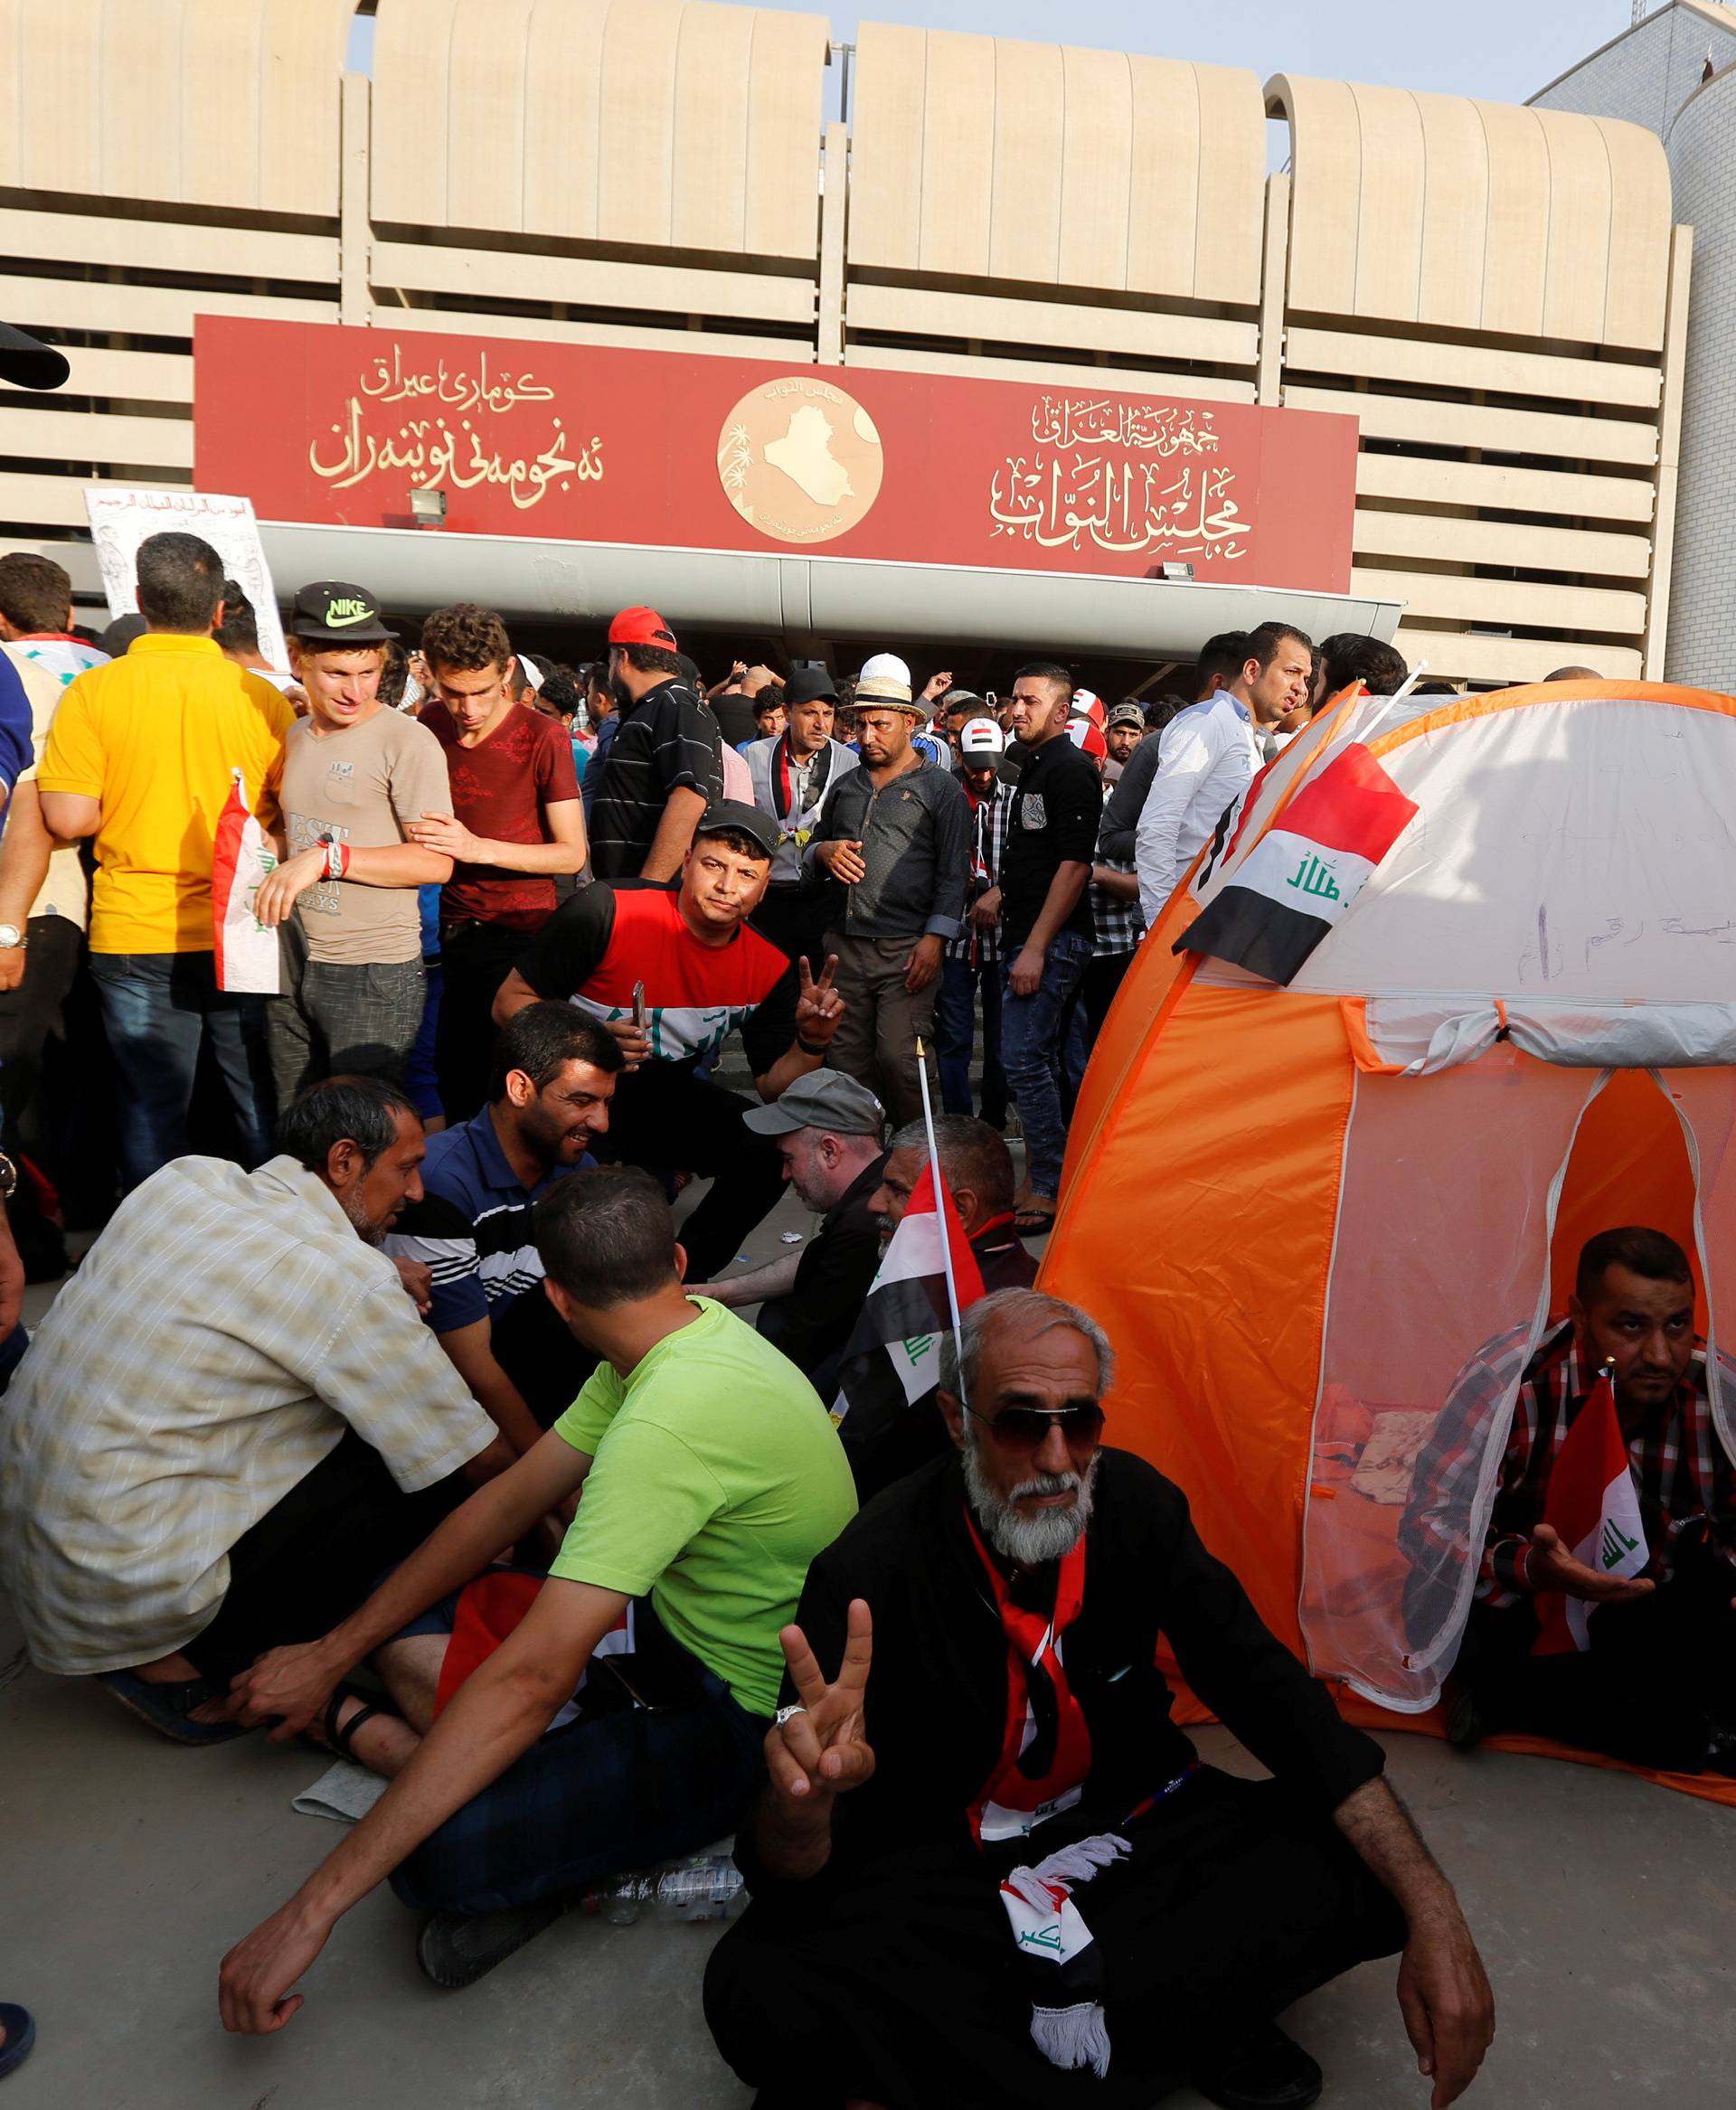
[706,1288,1495,2110]
[1402,1227,1736,1776]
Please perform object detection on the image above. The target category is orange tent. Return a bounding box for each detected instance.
[1041,681,1736,1804]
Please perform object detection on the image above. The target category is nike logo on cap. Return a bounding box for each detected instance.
[324,598,375,626]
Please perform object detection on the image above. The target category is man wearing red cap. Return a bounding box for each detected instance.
[587,608,722,882]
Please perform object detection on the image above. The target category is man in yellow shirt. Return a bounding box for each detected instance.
[39,531,294,1190]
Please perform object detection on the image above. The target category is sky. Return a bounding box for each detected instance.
[743,0,1642,112]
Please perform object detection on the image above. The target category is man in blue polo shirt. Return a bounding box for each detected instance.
[386,1004,622,1448]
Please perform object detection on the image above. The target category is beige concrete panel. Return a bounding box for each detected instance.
[844,281,1256,365]
[373,0,465,227]
[371,239,815,323]
[843,343,1258,403]
[0,275,335,339]
[0,407,193,470]
[847,22,927,269]
[523,1,609,241]
[1059,43,1134,292]
[257,0,357,217]
[339,71,371,325]
[96,0,190,205]
[1645,223,1691,678]
[57,347,194,404]
[0,475,184,532]
[1283,385,1656,467]
[1413,91,1489,331]
[1257,174,1288,404]
[1283,325,1660,410]
[1347,85,1425,322]
[1127,55,1200,298]
[671,4,756,255]
[12,0,102,195]
[989,37,1064,284]
[445,0,536,233]
[1599,118,1671,352]
[1192,63,1264,305]
[817,120,847,363]
[917,31,997,277]
[0,206,336,284]
[1394,625,1642,684]
[597,0,685,245]
[1352,566,1646,636]
[1352,507,1651,579]
[741,7,827,259]
[1536,110,1612,347]
[384,305,809,361]
[1269,74,1360,317]
[1476,102,1550,338]
[1354,449,1655,525]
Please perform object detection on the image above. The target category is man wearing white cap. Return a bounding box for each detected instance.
[935,716,1011,1132]
[803,660,970,1127]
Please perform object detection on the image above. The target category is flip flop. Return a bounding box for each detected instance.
[97,1669,250,1747]
[0,2003,37,2079]
[1013,1207,1055,1236]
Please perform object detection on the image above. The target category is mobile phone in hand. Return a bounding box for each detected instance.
[632,981,646,1031]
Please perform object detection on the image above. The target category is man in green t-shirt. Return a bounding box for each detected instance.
[216,1165,856,2024]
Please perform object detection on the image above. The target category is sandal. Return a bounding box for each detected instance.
[320,1681,402,1762]
[1013,1206,1056,1236]
[0,2003,37,2079]
[97,1669,250,1747]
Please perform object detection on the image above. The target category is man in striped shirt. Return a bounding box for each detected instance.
[936,715,1011,1130]
[1401,1226,1736,1773]
[387,1004,623,1448]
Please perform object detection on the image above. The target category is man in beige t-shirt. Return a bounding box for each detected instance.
[257,582,455,1103]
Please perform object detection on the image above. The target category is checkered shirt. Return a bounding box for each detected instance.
[1090,800,1146,957]
[0,1154,497,1674]
[1400,1319,1735,1612]
[947,778,1012,967]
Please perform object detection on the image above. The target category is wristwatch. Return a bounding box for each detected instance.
[0,1151,17,1200]
[0,924,24,952]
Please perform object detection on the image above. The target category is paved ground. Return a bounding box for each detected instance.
[2,1178,1731,2107]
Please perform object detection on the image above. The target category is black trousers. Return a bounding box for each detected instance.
[599,1060,788,1285]
[1080,950,1135,1049]
[181,1431,467,1688]
[1458,1531,1736,1772]
[704,1767,1406,2110]
[434,919,538,1125]
[750,883,831,978]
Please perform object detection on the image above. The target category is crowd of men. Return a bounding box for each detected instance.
[0,522,1731,2108]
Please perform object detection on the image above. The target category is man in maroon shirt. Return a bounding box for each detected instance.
[406,604,585,1121]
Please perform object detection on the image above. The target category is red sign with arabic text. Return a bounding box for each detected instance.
[193,316,1357,590]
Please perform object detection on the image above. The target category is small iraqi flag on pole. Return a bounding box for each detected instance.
[1532,1361,1648,1657]
[1176,742,1418,984]
[212,767,280,994]
[831,1161,986,1446]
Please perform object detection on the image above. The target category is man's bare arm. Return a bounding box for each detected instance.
[641,785,709,881]
[435,1317,546,1457]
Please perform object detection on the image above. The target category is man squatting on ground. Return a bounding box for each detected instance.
[706,1290,1495,2110]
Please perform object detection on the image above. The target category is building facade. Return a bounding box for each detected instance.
[1532,0,1736,690]
[0,0,1690,686]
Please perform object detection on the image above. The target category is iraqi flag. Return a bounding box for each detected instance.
[831,1163,986,1446]
[1175,741,1418,984]
[212,767,280,994]
[1532,1367,1648,1657]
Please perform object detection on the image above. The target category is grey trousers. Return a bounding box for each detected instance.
[823,930,937,1130]
[267,945,426,1107]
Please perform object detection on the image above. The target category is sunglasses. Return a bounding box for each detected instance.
[967,1401,1106,1455]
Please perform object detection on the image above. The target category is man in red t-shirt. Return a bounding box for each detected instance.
[492,802,850,1282]
[407,604,585,1121]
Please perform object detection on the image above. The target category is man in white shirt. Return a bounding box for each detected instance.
[1135,622,1314,926]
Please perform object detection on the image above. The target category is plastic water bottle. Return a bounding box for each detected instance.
[580,1855,744,1926]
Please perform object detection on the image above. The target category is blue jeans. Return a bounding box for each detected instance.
[934,954,1007,1128]
[999,928,1092,1199]
[89,949,273,1192]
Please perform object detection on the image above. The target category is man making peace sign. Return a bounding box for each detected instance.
[493,801,848,1283]
[705,1288,1495,2110]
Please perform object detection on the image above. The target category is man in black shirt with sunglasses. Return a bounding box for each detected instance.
[706,1288,1495,2110]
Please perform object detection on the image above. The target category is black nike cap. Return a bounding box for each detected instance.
[289,580,398,647]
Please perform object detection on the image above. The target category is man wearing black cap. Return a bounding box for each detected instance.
[252,585,456,1102]
[587,606,722,881]
[745,665,858,973]
[491,802,851,1281]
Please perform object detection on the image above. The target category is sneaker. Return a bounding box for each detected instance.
[1194,2022,1324,2110]
[415,1897,566,1990]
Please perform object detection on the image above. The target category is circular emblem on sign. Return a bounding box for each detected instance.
[716,376,883,545]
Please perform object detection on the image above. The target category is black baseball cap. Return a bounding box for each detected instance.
[694,800,778,859]
[289,580,398,646]
[0,321,68,391]
[785,666,838,707]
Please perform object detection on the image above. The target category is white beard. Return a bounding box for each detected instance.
[963,1436,1099,1566]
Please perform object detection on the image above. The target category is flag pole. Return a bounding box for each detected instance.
[913,1032,967,1401]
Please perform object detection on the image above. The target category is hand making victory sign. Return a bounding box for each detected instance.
[765,1597,875,1807]
[792,953,844,1053]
